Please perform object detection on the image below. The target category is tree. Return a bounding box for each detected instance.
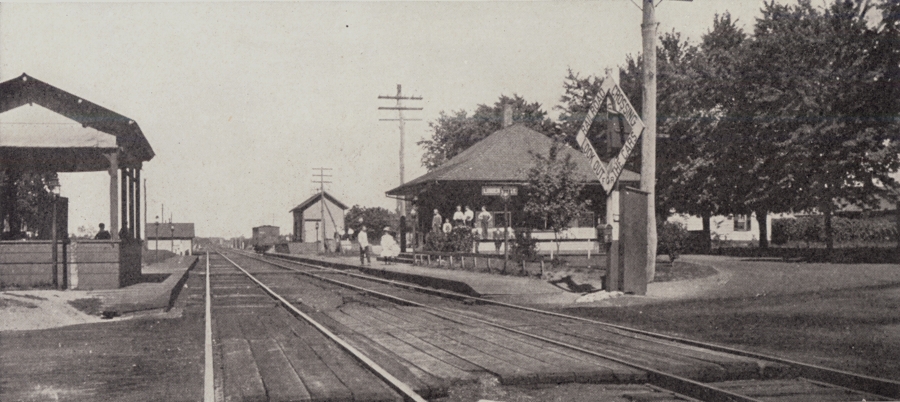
[522,137,590,257]
[740,0,900,254]
[344,205,398,243]
[1,171,56,239]
[418,94,558,171]
[557,31,705,254]
[73,225,97,240]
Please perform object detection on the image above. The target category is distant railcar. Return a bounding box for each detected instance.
[251,225,280,254]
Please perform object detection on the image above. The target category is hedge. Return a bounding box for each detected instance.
[772,215,898,245]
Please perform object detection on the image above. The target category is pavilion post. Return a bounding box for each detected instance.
[0,164,4,234]
[128,169,135,239]
[121,168,128,238]
[135,168,141,241]
[106,152,119,240]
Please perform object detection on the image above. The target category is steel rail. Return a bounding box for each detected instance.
[203,251,216,402]
[226,250,758,402]
[212,251,427,402]
[258,250,900,399]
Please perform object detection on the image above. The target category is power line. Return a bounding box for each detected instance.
[378,84,423,217]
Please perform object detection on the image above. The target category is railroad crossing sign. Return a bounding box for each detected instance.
[481,186,518,198]
[575,72,645,194]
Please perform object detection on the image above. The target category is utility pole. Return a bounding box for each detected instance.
[312,167,332,253]
[641,0,659,282]
[378,85,423,217]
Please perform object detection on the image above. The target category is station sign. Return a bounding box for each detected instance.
[575,72,645,194]
[482,186,518,197]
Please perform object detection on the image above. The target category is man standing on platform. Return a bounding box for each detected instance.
[431,209,442,233]
[464,206,474,227]
[357,225,371,265]
[477,206,492,237]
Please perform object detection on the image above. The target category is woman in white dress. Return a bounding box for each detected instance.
[380,227,400,264]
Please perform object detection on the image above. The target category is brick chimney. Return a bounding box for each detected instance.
[501,104,513,128]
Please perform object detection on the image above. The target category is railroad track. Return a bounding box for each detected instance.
[204,248,900,401]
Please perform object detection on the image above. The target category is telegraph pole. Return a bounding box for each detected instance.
[378,85,422,217]
[641,0,659,281]
[312,167,332,252]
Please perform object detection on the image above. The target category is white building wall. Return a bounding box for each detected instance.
[666,212,792,243]
[300,198,345,243]
[147,238,194,255]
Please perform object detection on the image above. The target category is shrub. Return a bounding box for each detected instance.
[424,226,474,252]
[658,221,690,262]
[512,228,538,262]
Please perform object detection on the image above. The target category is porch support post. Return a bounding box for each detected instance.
[128,168,135,239]
[135,168,141,241]
[106,152,119,240]
[121,168,128,238]
[0,163,4,233]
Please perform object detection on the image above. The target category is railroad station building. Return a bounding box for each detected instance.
[0,74,154,289]
[146,222,195,255]
[386,117,639,254]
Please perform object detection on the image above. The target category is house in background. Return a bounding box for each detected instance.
[667,213,778,245]
[146,222,195,255]
[290,191,347,245]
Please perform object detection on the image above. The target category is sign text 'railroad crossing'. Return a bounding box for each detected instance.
[575,72,645,194]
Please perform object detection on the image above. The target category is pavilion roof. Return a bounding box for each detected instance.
[386,124,639,196]
[0,73,154,172]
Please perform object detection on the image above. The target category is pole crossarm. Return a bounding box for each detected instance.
[378,107,424,111]
[378,95,423,100]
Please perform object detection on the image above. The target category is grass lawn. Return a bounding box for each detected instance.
[560,257,900,380]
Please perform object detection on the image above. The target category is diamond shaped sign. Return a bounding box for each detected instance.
[575,73,645,194]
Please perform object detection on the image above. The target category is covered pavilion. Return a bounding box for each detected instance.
[386,122,639,249]
[0,73,154,289]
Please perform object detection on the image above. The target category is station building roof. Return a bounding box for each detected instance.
[290,191,348,213]
[0,73,154,172]
[386,124,640,197]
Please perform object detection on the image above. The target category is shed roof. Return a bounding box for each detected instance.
[386,124,639,196]
[0,73,154,172]
[146,223,195,239]
[290,191,348,213]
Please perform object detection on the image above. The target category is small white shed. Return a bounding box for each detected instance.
[290,191,347,243]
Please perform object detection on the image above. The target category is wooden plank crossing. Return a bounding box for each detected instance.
[207,257,402,402]
[455,303,789,381]
[213,251,900,402]
[322,302,648,386]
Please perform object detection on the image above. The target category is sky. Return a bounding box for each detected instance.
[0,0,773,238]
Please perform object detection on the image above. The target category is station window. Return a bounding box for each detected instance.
[733,214,752,232]
[491,211,510,228]
[573,212,596,228]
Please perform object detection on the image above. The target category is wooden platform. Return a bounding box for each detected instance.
[0,303,205,401]
[90,255,198,315]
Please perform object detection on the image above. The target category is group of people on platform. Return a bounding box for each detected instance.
[430,205,514,253]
